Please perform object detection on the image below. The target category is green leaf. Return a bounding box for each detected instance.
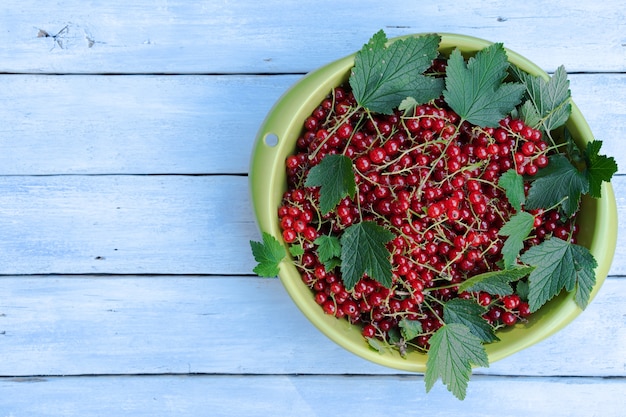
[443,299,498,343]
[349,31,444,114]
[443,44,525,127]
[425,323,489,400]
[387,327,402,345]
[367,337,386,354]
[305,154,356,214]
[573,251,597,310]
[516,280,530,301]
[561,127,585,166]
[398,96,419,114]
[518,99,542,129]
[525,154,589,217]
[512,65,571,132]
[314,235,342,271]
[340,221,394,290]
[520,237,597,312]
[399,318,423,341]
[583,140,618,199]
[498,169,525,211]
[289,244,304,257]
[249,232,286,277]
[499,212,535,268]
[459,266,535,296]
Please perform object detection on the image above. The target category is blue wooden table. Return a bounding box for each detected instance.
[0,1,625,415]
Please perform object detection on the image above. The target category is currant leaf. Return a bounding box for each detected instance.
[499,211,535,268]
[366,337,386,354]
[583,140,618,199]
[289,244,304,257]
[459,266,535,296]
[340,221,394,290]
[443,299,498,343]
[525,154,589,217]
[305,154,356,214]
[249,232,286,277]
[398,97,419,114]
[520,237,597,312]
[387,327,402,345]
[425,323,489,401]
[399,318,423,341]
[563,127,584,163]
[314,235,342,272]
[512,65,571,132]
[516,280,530,301]
[349,31,444,114]
[498,169,525,212]
[518,99,542,128]
[573,251,597,310]
[443,43,525,127]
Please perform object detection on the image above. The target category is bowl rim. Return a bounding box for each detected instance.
[249,32,618,372]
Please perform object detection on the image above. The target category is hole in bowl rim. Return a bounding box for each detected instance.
[249,32,618,372]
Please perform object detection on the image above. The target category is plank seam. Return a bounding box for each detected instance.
[1,373,624,379]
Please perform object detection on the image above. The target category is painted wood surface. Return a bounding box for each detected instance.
[0,73,624,175]
[0,175,624,275]
[0,276,623,378]
[1,375,625,417]
[0,0,624,415]
[0,1,625,74]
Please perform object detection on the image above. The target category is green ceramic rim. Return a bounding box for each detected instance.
[249,33,617,372]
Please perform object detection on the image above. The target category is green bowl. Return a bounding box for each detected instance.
[249,33,617,372]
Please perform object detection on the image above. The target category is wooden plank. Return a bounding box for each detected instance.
[0,276,623,377]
[0,374,624,417]
[0,74,289,175]
[0,174,625,275]
[0,175,257,275]
[0,1,624,74]
[0,73,624,176]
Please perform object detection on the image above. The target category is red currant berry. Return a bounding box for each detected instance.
[488,307,503,322]
[384,138,400,156]
[369,147,387,164]
[427,203,443,219]
[510,119,524,133]
[521,141,536,156]
[494,128,509,143]
[518,302,532,317]
[487,143,500,156]
[315,292,327,305]
[502,294,521,310]
[293,219,306,233]
[337,123,353,139]
[342,300,359,318]
[521,126,534,140]
[362,324,376,338]
[322,300,337,315]
[286,155,300,170]
[478,292,492,306]
[304,116,318,131]
[524,163,539,176]
[502,311,518,326]
[282,229,297,243]
[535,154,549,168]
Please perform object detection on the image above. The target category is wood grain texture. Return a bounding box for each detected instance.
[0,73,624,175]
[0,74,287,175]
[1,1,624,414]
[0,174,624,275]
[0,175,256,275]
[0,0,624,74]
[0,276,623,378]
[1,375,624,417]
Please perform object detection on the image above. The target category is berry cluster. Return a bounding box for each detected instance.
[278,84,577,350]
